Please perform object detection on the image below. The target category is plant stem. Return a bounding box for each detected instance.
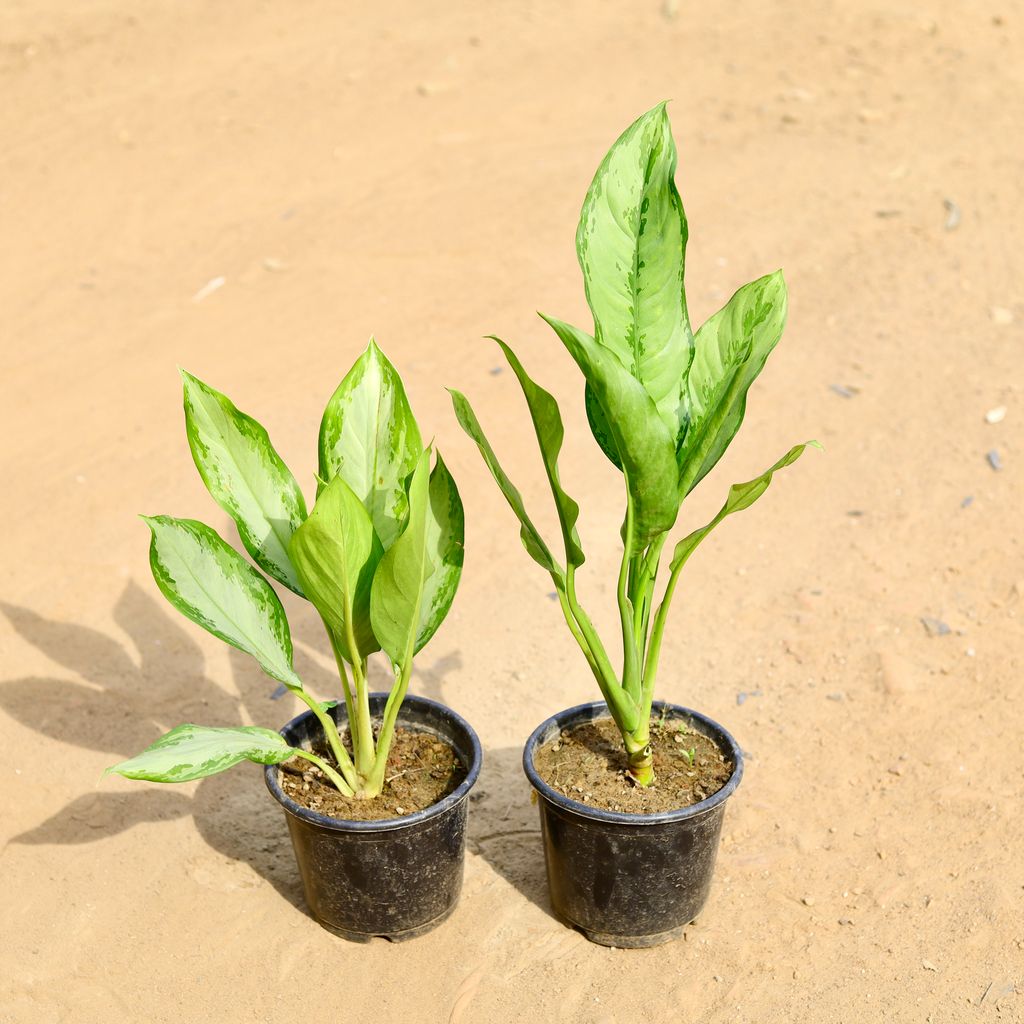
[293,688,358,791]
[291,748,355,797]
[340,613,376,784]
[364,661,412,797]
[617,489,642,705]
[642,552,687,721]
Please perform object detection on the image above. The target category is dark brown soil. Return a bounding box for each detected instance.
[279,727,466,821]
[533,714,733,814]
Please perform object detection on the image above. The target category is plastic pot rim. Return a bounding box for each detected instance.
[265,692,482,834]
[522,700,744,827]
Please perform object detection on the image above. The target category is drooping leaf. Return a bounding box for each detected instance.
[180,370,307,595]
[370,450,435,667]
[142,516,302,689]
[668,441,819,574]
[540,314,680,548]
[576,102,693,444]
[107,724,296,783]
[449,388,560,573]
[493,338,585,568]
[678,270,788,496]
[415,452,464,653]
[318,339,423,550]
[289,473,382,662]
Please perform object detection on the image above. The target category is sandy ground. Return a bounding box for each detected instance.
[2,1,1022,1021]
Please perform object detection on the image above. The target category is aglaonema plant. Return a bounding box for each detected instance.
[108,341,463,799]
[451,103,818,787]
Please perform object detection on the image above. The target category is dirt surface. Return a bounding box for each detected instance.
[2,1,1023,1022]
[279,727,465,821]
[534,716,732,813]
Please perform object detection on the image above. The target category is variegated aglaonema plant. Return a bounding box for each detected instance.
[108,342,463,799]
[452,103,818,786]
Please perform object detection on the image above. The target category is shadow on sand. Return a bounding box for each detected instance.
[1,584,553,923]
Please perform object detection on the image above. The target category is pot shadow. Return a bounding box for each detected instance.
[464,744,553,920]
[0,586,527,919]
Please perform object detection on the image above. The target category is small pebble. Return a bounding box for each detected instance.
[829,383,858,399]
[826,692,845,701]
[961,495,974,508]
[838,917,854,926]
[922,959,939,972]
[987,449,1003,471]
[985,406,1007,424]
[943,198,961,231]
[395,806,405,815]
[802,895,815,907]
[920,616,951,637]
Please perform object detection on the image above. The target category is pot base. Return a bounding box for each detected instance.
[316,899,459,943]
[564,918,686,949]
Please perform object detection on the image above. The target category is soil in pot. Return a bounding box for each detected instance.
[279,727,466,821]
[533,716,732,814]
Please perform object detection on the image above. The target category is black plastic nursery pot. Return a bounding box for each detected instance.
[265,693,482,942]
[523,700,743,948]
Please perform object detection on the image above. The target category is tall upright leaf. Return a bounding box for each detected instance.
[370,451,435,667]
[577,102,693,445]
[107,725,297,783]
[181,370,307,595]
[142,515,302,689]
[493,338,585,568]
[415,453,464,653]
[668,441,819,574]
[289,473,382,662]
[540,314,680,548]
[450,389,560,573]
[678,271,788,496]
[318,340,423,550]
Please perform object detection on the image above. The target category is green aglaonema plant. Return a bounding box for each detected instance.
[107,341,464,799]
[451,103,818,787]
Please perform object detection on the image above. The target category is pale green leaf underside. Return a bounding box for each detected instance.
[679,270,788,496]
[540,313,680,547]
[449,388,559,573]
[371,450,435,666]
[142,515,302,689]
[107,724,296,783]
[494,337,585,569]
[577,102,693,445]
[289,472,382,662]
[669,441,820,574]
[415,452,464,653]
[318,339,423,550]
[180,370,307,595]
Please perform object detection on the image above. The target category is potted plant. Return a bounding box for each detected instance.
[451,103,817,947]
[107,341,481,942]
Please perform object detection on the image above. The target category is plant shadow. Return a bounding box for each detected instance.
[0,586,557,923]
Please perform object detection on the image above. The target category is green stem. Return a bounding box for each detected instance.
[291,748,355,797]
[618,489,641,705]
[293,688,358,791]
[340,613,375,782]
[365,662,412,796]
[325,626,357,741]
[642,552,687,721]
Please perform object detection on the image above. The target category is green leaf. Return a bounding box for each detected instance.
[318,339,423,550]
[107,724,296,783]
[678,270,788,496]
[180,370,307,595]
[585,384,622,469]
[142,516,302,689]
[370,450,436,666]
[415,452,464,652]
[449,388,560,573]
[289,473,382,662]
[493,338,585,568]
[576,102,693,444]
[668,441,819,574]
[540,314,680,548]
